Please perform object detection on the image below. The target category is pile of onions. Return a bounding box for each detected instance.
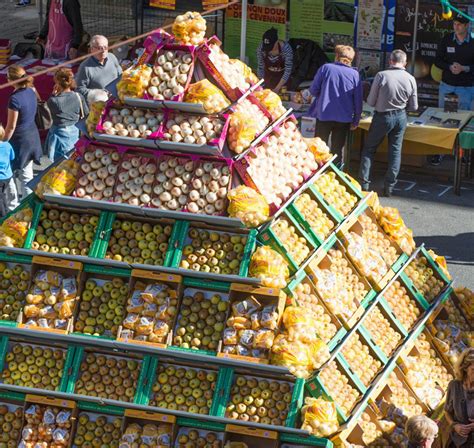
[186,161,230,215]
[101,107,163,138]
[147,50,192,100]
[115,156,157,206]
[208,44,250,91]
[75,147,121,200]
[163,114,224,145]
[151,157,193,210]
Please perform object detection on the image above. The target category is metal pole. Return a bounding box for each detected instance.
[240,0,248,62]
[410,0,420,75]
[381,0,389,68]
[39,0,44,30]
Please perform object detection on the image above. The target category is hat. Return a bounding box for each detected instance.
[453,13,469,24]
[262,28,278,52]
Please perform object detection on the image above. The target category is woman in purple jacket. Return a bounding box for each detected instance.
[308,45,363,166]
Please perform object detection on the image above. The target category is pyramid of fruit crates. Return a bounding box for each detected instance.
[0,11,471,448]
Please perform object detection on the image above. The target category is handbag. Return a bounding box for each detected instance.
[74,91,85,120]
[35,100,53,130]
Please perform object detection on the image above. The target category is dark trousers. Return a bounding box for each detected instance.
[359,109,407,192]
[315,120,350,165]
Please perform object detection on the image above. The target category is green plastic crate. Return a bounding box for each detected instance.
[285,377,305,428]
[222,369,301,428]
[0,193,38,230]
[305,375,348,423]
[138,356,226,417]
[67,345,147,404]
[309,185,344,223]
[394,272,430,315]
[259,212,317,274]
[287,188,339,248]
[176,416,226,432]
[310,163,364,222]
[336,353,367,394]
[285,270,347,352]
[182,276,231,292]
[358,326,389,365]
[330,164,364,199]
[280,433,333,448]
[0,390,25,402]
[88,211,109,259]
[96,212,179,266]
[23,202,107,258]
[77,400,125,415]
[61,345,77,393]
[377,296,409,338]
[402,248,452,306]
[0,335,9,373]
[23,200,45,249]
[0,252,33,264]
[0,253,34,327]
[419,247,451,285]
[171,222,256,278]
[70,263,132,340]
[83,262,132,278]
[0,335,75,394]
[213,366,234,418]
[169,278,231,354]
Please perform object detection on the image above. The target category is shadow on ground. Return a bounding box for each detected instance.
[415,233,474,265]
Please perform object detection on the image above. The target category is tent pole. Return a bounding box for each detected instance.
[240,0,248,62]
[410,0,420,74]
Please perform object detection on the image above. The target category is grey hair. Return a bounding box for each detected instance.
[390,49,407,65]
[90,35,108,48]
[87,89,109,105]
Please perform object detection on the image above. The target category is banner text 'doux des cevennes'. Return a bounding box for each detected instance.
[226,4,287,24]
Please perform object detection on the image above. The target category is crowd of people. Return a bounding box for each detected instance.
[0,10,471,215]
[0,34,118,216]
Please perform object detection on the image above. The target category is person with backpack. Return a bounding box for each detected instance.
[45,68,88,162]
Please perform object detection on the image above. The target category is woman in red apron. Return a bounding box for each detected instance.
[37,0,83,60]
[257,28,294,93]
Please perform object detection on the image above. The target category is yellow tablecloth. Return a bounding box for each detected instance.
[358,107,473,155]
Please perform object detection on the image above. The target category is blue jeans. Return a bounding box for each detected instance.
[359,109,407,191]
[438,82,474,111]
[45,124,80,162]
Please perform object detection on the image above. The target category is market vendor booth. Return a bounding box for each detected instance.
[0,6,473,448]
[353,104,473,194]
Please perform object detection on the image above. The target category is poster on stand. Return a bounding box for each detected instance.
[355,0,384,49]
[354,0,396,58]
[288,0,354,52]
[224,2,287,69]
[358,50,381,78]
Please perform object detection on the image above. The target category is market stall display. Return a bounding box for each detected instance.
[0,9,468,447]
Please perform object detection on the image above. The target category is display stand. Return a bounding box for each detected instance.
[0,16,469,448]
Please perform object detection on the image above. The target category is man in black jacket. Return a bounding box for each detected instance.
[434,14,474,111]
[36,0,83,60]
